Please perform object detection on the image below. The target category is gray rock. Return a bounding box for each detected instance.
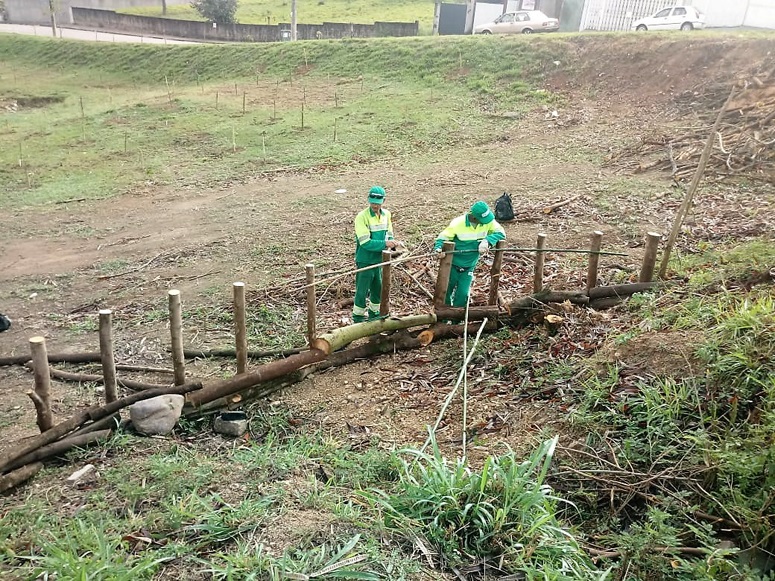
[214,411,248,437]
[129,395,184,435]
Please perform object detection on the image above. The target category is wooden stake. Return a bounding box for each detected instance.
[658,85,737,279]
[98,309,118,403]
[234,82,238,95]
[534,232,546,293]
[586,231,604,294]
[215,91,219,110]
[488,240,505,306]
[242,91,246,115]
[380,250,392,317]
[272,98,276,120]
[29,337,53,432]
[123,131,128,153]
[305,264,316,346]
[333,118,338,143]
[639,232,662,283]
[232,126,236,153]
[433,241,455,308]
[301,101,305,129]
[168,290,186,386]
[79,96,85,140]
[233,282,248,374]
[334,91,339,108]
[262,132,267,161]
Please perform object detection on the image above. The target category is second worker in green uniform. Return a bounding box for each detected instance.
[434,200,506,308]
[353,186,399,322]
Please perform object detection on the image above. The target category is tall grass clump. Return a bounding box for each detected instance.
[366,435,607,579]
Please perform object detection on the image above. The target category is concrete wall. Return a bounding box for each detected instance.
[71,7,419,41]
[5,0,188,25]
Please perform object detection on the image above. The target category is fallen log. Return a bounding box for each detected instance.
[186,349,328,407]
[182,347,305,360]
[434,306,500,322]
[4,429,112,474]
[24,363,171,391]
[589,297,626,310]
[0,463,43,494]
[311,314,436,355]
[508,290,590,311]
[0,351,102,367]
[588,282,659,299]
[0,381,202,474]
[191,321,497,415]
[543,194,582,214]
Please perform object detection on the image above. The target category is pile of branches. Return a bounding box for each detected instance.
[606,72,775,184]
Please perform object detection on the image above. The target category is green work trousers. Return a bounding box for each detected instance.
[353,264,382,322]
[445,266,474,308]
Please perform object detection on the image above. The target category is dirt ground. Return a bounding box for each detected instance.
[1,35,774,458]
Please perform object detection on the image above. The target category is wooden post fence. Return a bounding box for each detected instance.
[433,241,455,309]
[306,264,316,345]
[380,250,392,317]
[233,282,248,374]
[28,337,53,432]
[488,240,505,306]
[639,232,662,283]
[168,290,186,386]
[586,231,603,294]
[98,309,118,403]
[534,232,547,293]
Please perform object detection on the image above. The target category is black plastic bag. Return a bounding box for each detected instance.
[494,192,515,222]
[0,314,10,332]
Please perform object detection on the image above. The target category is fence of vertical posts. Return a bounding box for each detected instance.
[17,229,664,441]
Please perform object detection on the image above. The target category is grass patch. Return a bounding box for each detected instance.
[122,0,439,34]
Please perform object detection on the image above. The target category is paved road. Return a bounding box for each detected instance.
[0,23,198,44]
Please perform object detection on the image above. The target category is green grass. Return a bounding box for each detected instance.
[0,33,569,206]
[123,0,441,33]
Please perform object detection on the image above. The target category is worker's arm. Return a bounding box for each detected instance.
[355,212,388,252]
[387,210,394,241]
[434,221,456,251]
[485,220,506,247]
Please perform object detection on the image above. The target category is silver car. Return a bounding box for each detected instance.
[474,10,560,35]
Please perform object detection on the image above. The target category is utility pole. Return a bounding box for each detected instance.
[432,0,441,34]
[48,0,57,37]
[162,0,168,16]
[291,0,297,40]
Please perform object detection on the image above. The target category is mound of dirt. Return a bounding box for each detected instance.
[548,35,775,108]
[601,330,703,377]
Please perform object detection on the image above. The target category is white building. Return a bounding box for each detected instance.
[579,0,775,31]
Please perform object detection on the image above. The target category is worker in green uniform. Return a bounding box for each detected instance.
[353,186,399,322]
[434,201,506,308]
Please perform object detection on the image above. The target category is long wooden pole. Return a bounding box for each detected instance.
[98,309,118,403]
[586,231,604,294]
[305,264,316,346]
[168,290,186,386]
[534,233,546,293]
[29,337,53,432]
[639,232,662,283]
[233,282,248,374]
[433,241,455,308]
[488,240,505,306]
[380,250,392,317]
[658,85,737,279]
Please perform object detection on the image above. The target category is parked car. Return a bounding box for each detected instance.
[632,5,705,31]
[474,11,560,35]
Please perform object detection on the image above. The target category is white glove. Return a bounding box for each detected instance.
[478,240,489,255]
[435,248,445,259]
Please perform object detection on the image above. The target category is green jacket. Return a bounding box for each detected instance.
[354,207,394,265]
[434,214,506,269]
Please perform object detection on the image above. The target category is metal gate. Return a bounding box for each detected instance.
[579,0,691,31]
[439,2,467,35]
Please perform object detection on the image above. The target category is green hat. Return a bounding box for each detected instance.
[368,186,386,205]
[469,201,494,224]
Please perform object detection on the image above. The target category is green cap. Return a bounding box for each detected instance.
[368,186,386,205]
[469,201,494,224]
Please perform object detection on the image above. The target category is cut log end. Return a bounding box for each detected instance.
[417,330,434,346]
[310,338,332,355]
